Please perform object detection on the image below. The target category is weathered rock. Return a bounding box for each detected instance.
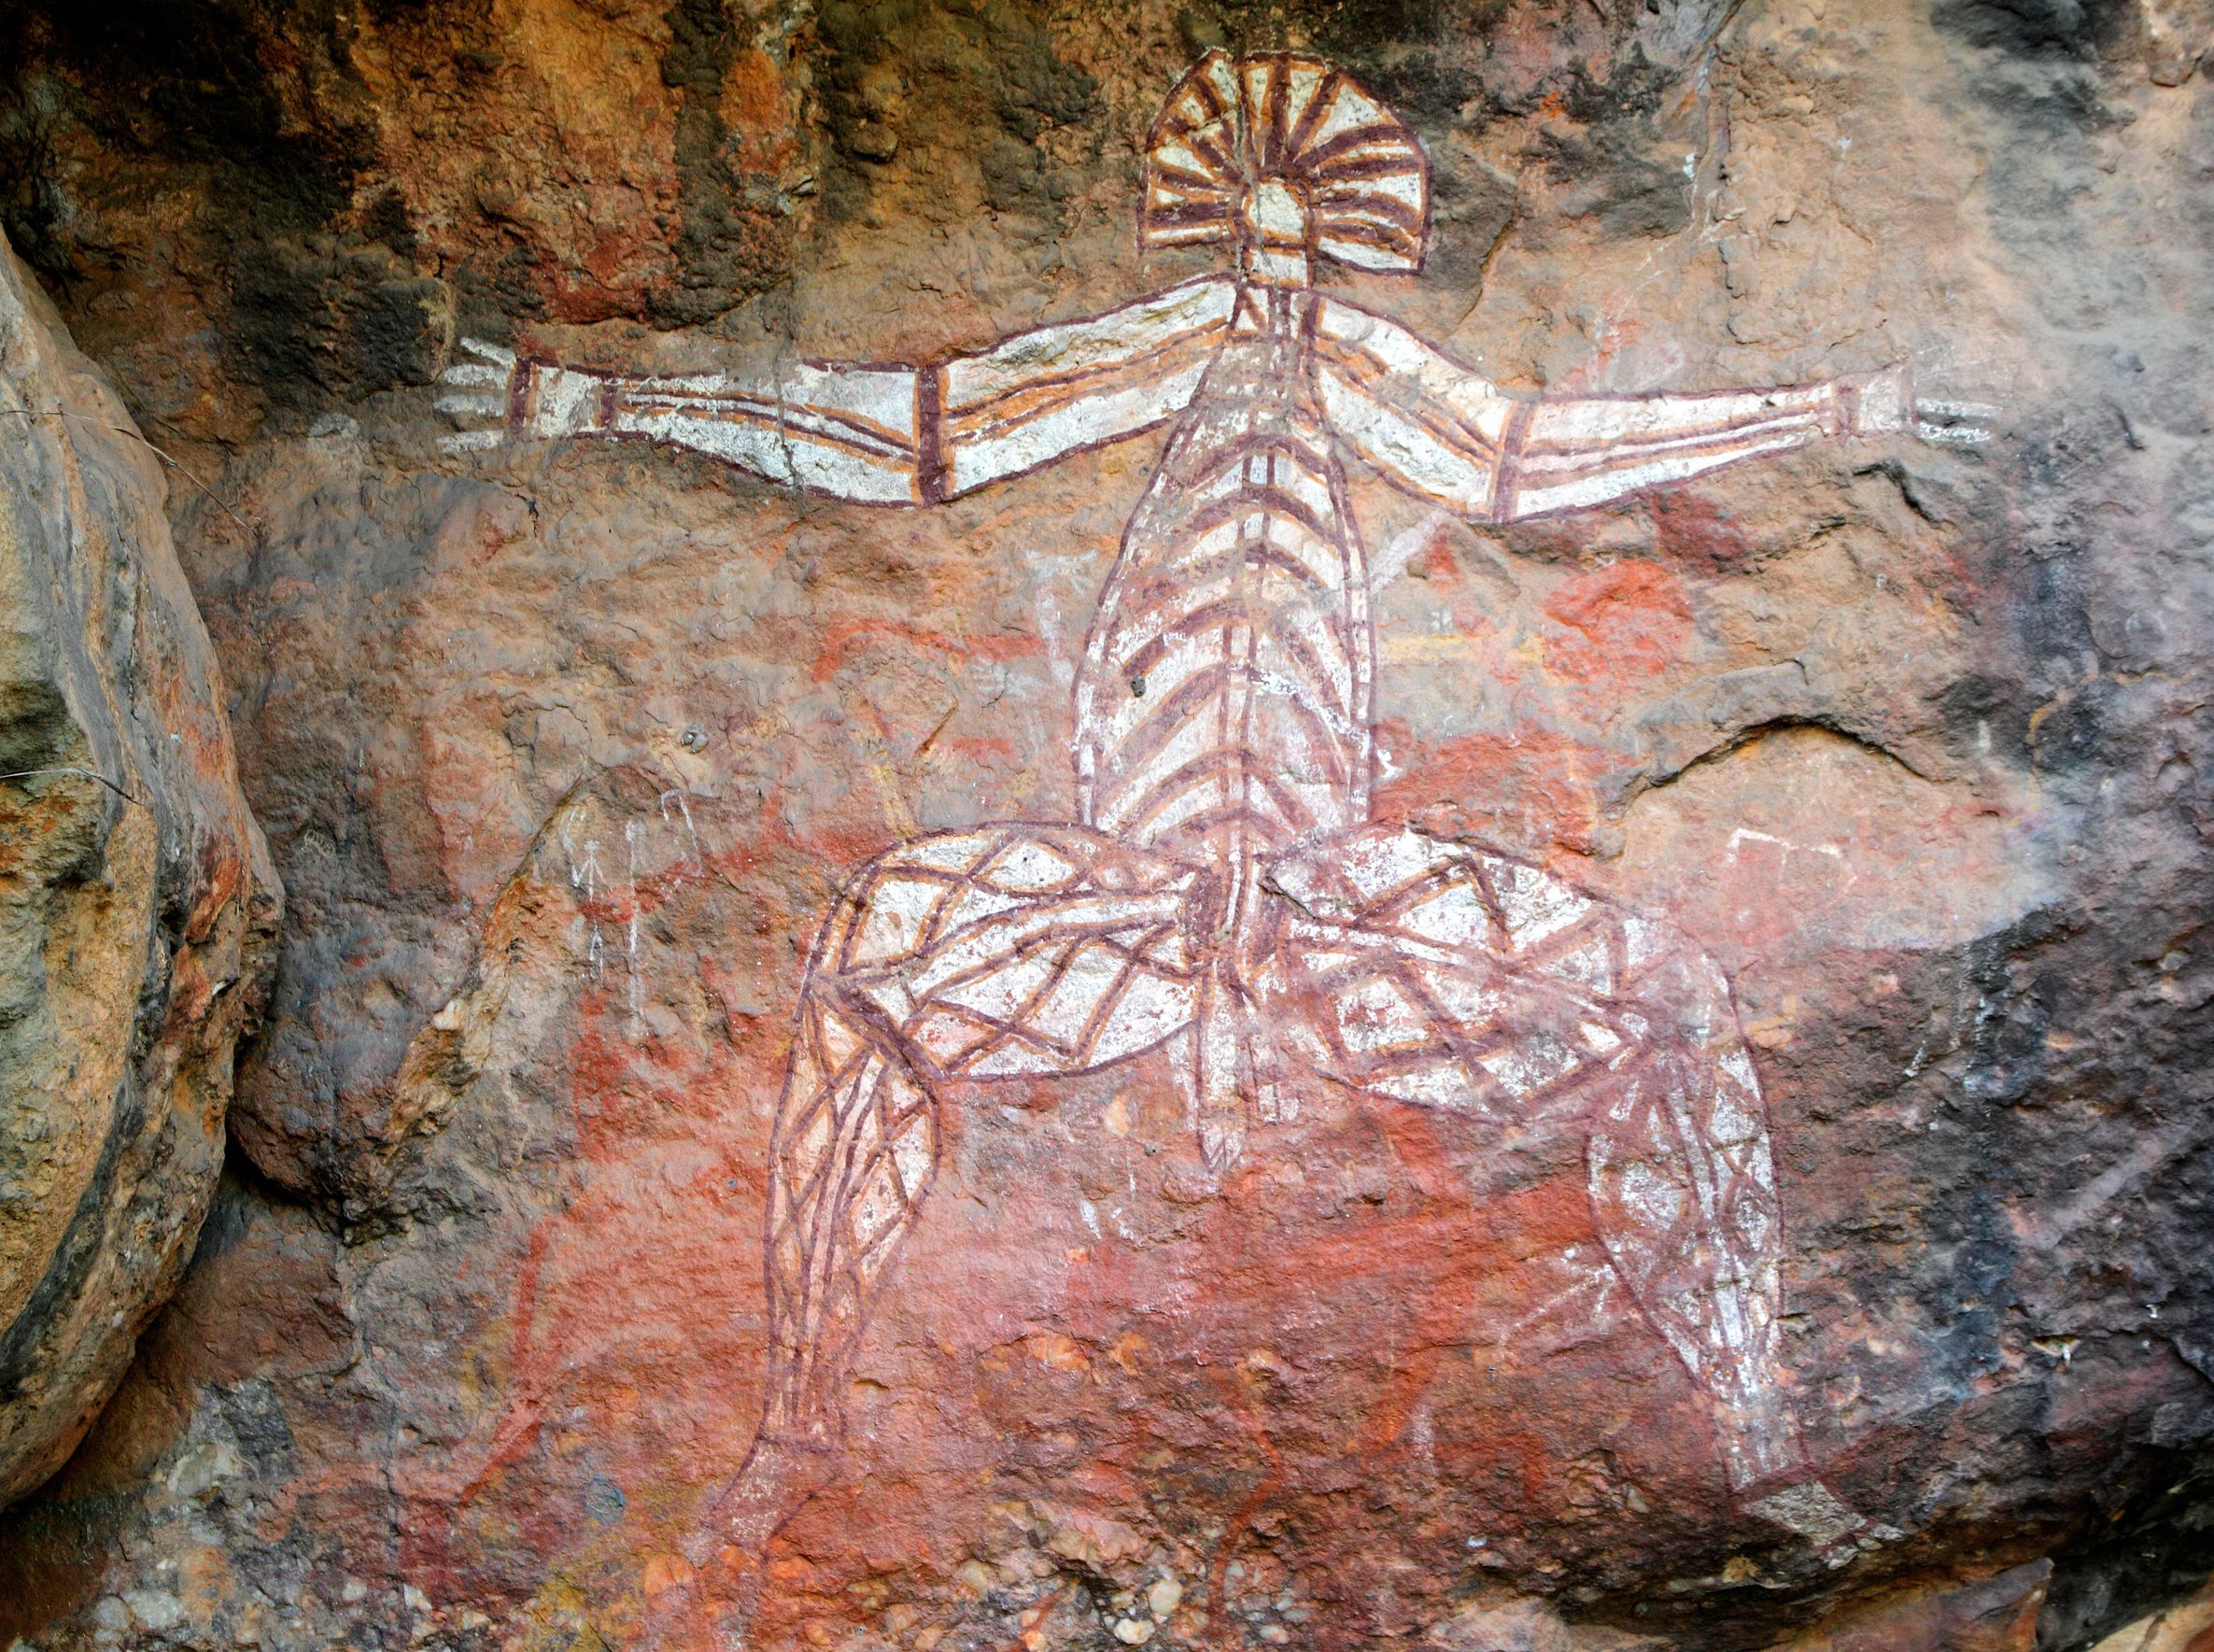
[1,1,2212,1649]
[0,237,278,1506]
[2086,1578,2214,1650]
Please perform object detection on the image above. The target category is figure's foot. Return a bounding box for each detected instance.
[706,1430,841,1557]
[636,1432,842,1650]
[1745,1478,1904,1568]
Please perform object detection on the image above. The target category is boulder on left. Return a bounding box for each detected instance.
[0,232,279,1506]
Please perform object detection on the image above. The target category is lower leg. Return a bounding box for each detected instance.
[708,998,940,1556]
[1584,1042,1799,1490]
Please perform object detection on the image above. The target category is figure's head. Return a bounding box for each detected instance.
[1140,49,1430,290]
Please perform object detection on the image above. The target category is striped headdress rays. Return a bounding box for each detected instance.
[1139,49,1430,286]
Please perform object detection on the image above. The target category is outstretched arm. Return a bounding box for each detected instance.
[440,341,928,501]
[437,276,1237,505]
[1310,297,1986,525]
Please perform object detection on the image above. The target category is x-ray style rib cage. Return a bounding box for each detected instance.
[440,49,1987,1561]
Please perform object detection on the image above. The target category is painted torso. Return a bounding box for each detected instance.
[1073,284,1373,896]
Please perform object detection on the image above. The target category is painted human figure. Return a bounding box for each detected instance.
[442,50,1983,1573]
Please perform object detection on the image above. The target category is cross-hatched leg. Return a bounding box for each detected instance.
[1255,824,1801,1490]
[712,824,1210,1559]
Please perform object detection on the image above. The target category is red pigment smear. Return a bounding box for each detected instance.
[1540,559,1694,695]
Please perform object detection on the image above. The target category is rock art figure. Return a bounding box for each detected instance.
[440,48,1987,1602]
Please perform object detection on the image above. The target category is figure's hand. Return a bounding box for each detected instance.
[1911,392,1995,447]
[435,337,519,455]
[436,338,610,455]
[1846,364,1994,447]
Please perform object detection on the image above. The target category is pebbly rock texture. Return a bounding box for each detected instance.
[0,237,278,1508]
[3,1,2214,1650]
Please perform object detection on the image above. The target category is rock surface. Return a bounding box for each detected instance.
[2,1,2213,1649]
[0,240,278,1506]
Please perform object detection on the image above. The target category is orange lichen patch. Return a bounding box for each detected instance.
[180,843,247,948]
[640,1551,696,1599]
[164,943,220,1026]
[721,48,801,170]
[0,781,98,880]
[1022,1333,1092,1373]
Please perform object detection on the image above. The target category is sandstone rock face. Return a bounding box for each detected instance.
[0,240,278,1507]
[3,2,2214,1649]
